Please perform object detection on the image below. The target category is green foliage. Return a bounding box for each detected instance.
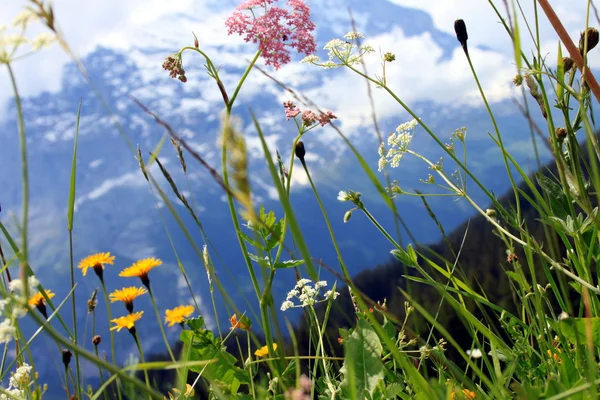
[180,328,250,396]
[559,317,600,346]
[339,317,384,399]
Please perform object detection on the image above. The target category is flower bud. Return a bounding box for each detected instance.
[512,74,523,87]
[193,32,199,49]
[555,127,568,143]
[343,210,352,223]
[92,335,102,346]
[383,52,395,62]
[579,27,599,55]
[454,19,468,52]
[62,349,72,368]
[485,209,497,219]
[295,141,306,164]
[562,57,575,72]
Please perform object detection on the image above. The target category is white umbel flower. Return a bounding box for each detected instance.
[337,191,350,202]
[0,319,16,343]
[467,348,483,359]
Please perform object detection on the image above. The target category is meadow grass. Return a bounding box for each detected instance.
[1,0,600,399]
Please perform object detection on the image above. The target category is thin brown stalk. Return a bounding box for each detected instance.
[537,0,600,103]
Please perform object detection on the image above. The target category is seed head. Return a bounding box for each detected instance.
[62,349,72,368]
[562,57,575,72]
[512,74,523,87]
[295,141,306,164]
[555,127,568,143]
[384,52,396,62]
[454,19,468,53]
[579,27,599,55]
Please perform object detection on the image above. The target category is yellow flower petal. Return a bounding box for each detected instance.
[110,311,144,332]
[78,252,115,276]
[254,343,277,358]
[165,305,194,327]
[119,258,162,285]
[28,289,55,307]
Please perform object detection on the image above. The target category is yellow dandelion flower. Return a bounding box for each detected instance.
[110,311,144,332]
[451,389,476,400]
[78,252,115,280]
[28,289,55,319]
[165,305,195,327]
[28,289,55,307]
[119,257,162,287]
[254,343,277,358]
[109,286,147,313]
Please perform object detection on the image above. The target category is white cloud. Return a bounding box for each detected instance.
[1,0,595,125]
[302,27,515,132]
[388,0,591,53]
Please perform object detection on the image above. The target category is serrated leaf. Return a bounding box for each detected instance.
[186,317,205,332]
[273,259,305,269]
[180,329,249,393]
[265,219,283,252]
[559,317,600,346]
[340,318,384,398]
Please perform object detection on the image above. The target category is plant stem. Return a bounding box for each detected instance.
[147,286,176,361]
[100,280,122,400]
[6,63,29,299]
[68,232,82,397]
[302,162,351,281]
[133,332,152,400]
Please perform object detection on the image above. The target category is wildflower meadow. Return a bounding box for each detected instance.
[2,0,600,399]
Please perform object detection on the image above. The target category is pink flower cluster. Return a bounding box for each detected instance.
[283,101,337,127]
[225,0,317,70]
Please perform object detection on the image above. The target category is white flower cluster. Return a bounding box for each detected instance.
[1,363,32,399]
[0,276,39,344]
[281,279,340,311]
[0,8,56,63]
[378,119,419,171]
[301,32,374,69]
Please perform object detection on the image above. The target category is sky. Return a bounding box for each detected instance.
[0,0,597,129]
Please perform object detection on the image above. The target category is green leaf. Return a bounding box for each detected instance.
[340,318,384,398]
[67,101,81,232]
[265,219,283,252]
[186,317,205,332]
[512,5,522,71]
[536,173,570,219]
[180,330,249,394]
[248,253,270,267]
[559,317,600,346]
[390,248,416,268]
[239,231,264,250]
[557,42,565,100]
[273,259,305,269]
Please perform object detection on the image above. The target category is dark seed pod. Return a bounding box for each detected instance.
[579,27,599,55]
[62,349,72,368]
[295,141,306,164]
[563,57,575,72]
[454,19,468,53]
